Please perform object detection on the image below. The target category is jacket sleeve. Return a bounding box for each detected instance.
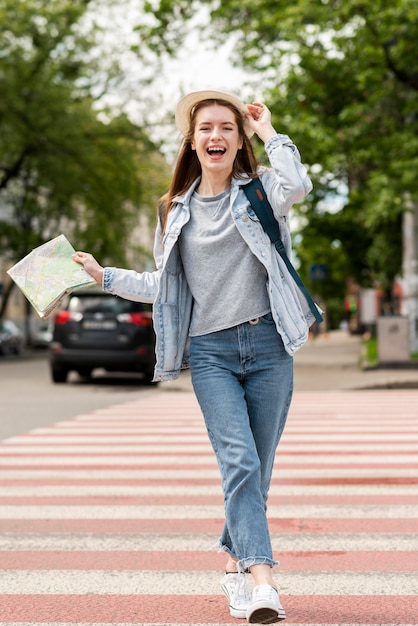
[261,133,313,218]
[101,219,164,304]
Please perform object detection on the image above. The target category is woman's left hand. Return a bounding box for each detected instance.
[245,102,277,143]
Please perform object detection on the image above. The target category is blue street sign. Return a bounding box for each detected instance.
[309,264,327,281]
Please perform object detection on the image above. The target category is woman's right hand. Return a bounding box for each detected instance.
[246,102,277,143]
[73,251,104,285]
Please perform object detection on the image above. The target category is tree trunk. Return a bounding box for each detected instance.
[402,199,418,353]
[0,280,15,318]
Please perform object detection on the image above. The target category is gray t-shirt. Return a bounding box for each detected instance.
[178,188,270,336]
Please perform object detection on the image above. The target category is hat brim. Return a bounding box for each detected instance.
[175,89,254,138]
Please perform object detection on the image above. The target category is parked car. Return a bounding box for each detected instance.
[31,321,53,349]
[49,287,156,383]
[0,319,24,356]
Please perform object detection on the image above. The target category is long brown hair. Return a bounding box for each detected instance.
[159,98,259,233]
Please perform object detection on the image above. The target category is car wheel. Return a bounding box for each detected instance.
[51,365,69,383]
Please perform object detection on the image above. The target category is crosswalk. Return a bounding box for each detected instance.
[0,388,417,625]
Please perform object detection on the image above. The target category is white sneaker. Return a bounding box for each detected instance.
[246,584,286,623]
[220,572,252,619]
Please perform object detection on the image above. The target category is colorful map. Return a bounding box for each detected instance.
[7,234,96,318]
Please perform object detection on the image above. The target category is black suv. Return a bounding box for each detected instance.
[49,287,156,383]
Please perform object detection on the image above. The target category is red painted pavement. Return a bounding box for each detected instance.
[1,492,417,504]
[0,594,417,624]
[0,549,416,571]
[0,389,417,625]
[0,517,416,534]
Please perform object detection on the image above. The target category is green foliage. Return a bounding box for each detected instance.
[0,0,170,273]
[362,335,378,367]
[136,0,418,325]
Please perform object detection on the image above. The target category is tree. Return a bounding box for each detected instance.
[136,0,418,329]
[0,0,171,320]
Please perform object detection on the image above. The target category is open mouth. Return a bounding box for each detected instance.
[207,147,226,156]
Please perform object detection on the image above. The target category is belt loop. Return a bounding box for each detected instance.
[249,318,259,325]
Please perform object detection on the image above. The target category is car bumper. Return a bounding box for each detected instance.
[50,345,155,372]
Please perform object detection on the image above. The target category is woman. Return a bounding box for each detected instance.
[73,89,314,623]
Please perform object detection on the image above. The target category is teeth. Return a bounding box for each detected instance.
[208,147,225,153]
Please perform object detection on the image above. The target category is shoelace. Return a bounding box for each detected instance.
[234,574,252,604]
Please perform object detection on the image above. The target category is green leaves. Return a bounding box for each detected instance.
[0,0,170,273]
[134,0,417,324]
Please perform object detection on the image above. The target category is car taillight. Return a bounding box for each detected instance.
[117,312,152,326]
[54,311,82,325]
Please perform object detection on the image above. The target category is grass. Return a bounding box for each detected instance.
[362,335,418,367]
[362,335,378,368]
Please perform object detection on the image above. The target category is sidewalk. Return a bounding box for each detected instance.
[294,329,418,391]
[166,329,418,393]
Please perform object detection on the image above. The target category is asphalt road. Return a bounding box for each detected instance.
[0,351,159,440]
[2,329,418,440]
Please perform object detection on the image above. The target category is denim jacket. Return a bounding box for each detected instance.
[103,134,314,381]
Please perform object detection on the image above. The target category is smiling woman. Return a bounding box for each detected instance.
[189,103,244,193]
[72,88,314,624]
[157,90,265,226]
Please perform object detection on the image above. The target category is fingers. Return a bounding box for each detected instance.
[245,102,276,142]
[72,251,91,265]
[72,251,103,284]
[246,102,267,121]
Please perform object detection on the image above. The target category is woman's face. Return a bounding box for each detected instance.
[191,104,243,177]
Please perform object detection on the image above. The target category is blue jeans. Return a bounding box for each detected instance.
[189,313,293,571]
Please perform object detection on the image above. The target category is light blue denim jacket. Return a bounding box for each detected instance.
[103,133,314,381]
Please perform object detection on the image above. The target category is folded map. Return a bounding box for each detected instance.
[7,234,96,318]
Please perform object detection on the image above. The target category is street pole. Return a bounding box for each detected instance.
[402,198,418,354]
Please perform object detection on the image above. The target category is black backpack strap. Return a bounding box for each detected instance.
[243,178,323,324]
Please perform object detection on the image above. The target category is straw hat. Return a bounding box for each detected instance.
[175,89,254,138]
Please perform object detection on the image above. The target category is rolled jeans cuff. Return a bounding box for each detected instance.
[239,556,279,571]
[218,543,278,572]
